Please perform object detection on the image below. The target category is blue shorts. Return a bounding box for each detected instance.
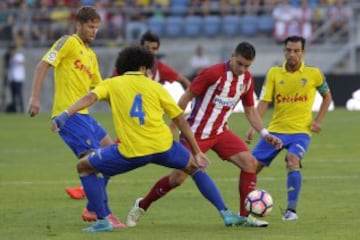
[88,141,190,177]
[57,113,107,158]
[252,133,310,167]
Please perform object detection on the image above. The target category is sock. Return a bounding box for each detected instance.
[80,174,106,219]
[102,175,111,216]
[192,170,227,211]
[85,175,110,214]
[239,171,256,216]
[140,175,174,211]
[286,170,302,211]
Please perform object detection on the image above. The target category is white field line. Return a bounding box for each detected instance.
[0,175,358,186]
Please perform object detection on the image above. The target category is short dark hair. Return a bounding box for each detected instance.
[75,6,101,24]
[140,30,160,47]
[115,45,154,75]
[284,36,306,50]
[234,42,256,60]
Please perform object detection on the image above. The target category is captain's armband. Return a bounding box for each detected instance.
[317,81,330,95]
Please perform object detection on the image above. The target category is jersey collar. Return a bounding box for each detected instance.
[73,34,86,47]
[124,71,144,75]
[282,61,305,73]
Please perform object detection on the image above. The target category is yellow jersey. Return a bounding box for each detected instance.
[260,61,327,135]
[92,71,183,158]
[42,34,102,117]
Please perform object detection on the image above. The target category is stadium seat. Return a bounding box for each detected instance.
[169,0,189,16]
[239,14,259,37]
[222,15,241,37]
[203,15,222,37]
[147,17,165,37]
[257,14,274,34]
[184,15,203,38]
[164,16,184,38]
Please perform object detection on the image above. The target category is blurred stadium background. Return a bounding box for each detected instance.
[1,0,360,112]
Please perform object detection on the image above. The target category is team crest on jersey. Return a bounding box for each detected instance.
[279,80,285,85]
[301,78,307,87]
[47,50,57,63]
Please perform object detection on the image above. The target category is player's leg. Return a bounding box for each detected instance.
[97,134,126,228]
[77,154,112,232]
[138,169,187,211]
[129,136,215,218]
[282,134,310,221]
[161,141,248,227]
[283,153,301,221]
[79,144,142,232]
[212,131,257,217]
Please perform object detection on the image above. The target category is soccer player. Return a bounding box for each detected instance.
[64,31,191,195]
[125,42,283,228]
[245,35,333,221]
[27,6,125,228]
[112,30,191,88]
[51,45,256,232]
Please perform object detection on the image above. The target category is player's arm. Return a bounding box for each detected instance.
[28,61,51,117]
[176,74,191,89]
[312,84,332,133]
[51,93,98,132]
[172,113,209,169]
[244,104,282,149]
[169,89,195,133]
[178,89,195,110]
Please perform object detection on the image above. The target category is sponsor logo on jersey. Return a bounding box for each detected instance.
[276,93,308,103]
[214,96,237,107]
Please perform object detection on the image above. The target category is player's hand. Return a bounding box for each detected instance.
[245,127,256,144]
[194,152,210,170]
[28,97,40,117]
[311,121,322,133]
[51,111,69,132]
[264,134,283,150]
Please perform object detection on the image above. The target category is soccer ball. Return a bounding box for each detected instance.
[245,189,273,217]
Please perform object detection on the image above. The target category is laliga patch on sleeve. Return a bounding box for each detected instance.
[47,50,57,63]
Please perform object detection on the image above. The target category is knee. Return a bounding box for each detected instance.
[285,155,300,170]
[169,170,188,187]
[76,160,86,174]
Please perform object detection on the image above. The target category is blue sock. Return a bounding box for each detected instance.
[286,170,302,211]
[102,175,111,215]
[192,170,227,211]
[80,174,107,219]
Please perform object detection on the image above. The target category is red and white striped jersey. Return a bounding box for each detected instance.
[188,61,255,139]
[146,60,179,84]
[112,60,179,84]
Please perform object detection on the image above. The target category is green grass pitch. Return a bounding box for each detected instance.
[0,108,359,240]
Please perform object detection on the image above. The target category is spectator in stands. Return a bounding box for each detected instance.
[0,1,14,42]
[272,0,298,43]
[112,30,191,89]
[12,0,30,45]
[94,0,110,39]
[312,0,327,37]
[294,0,313,41]
[49,0,72,39]
[31,0,51,43]
[188,45,211,80]
[124,1,148,43]
[107,2,125,43]
[327,0,352,38]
